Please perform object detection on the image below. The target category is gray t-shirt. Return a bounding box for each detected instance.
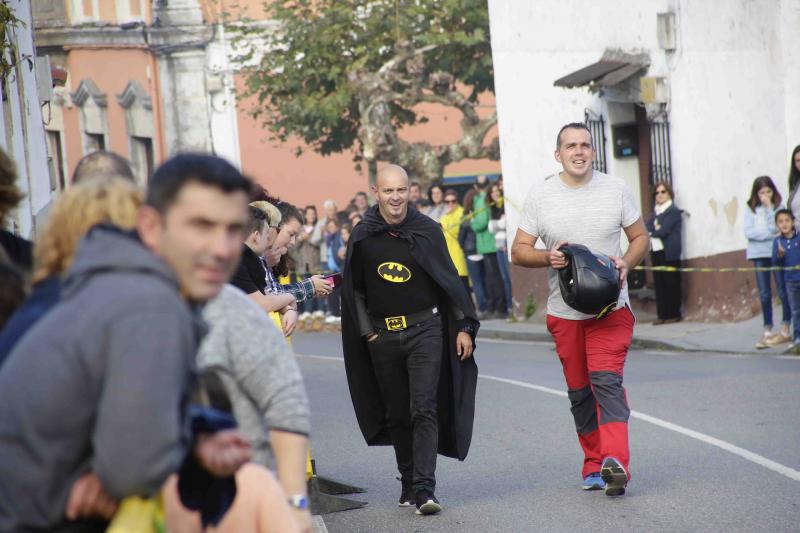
[518,171,641,320]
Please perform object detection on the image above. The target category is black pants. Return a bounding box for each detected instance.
[483,252,507,314]
[367,316,443,492]
[651,250,682,320]
[327,287,341,316]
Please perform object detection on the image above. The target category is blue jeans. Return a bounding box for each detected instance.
[496,249,513,312]
[752,258,790,328]
[466,258,487,312]
[785,280,800,341]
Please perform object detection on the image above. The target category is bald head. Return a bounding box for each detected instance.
[372,164,410,224]
[72,151,136,185]
[376,164,409,188]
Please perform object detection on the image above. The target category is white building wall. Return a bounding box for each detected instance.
[2,0,53,239]
[489,0,797,261]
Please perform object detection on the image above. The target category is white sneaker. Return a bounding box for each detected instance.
[324,315,338,324]
[299,312,311,321]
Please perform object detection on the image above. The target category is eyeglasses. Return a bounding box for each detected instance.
[655,190,668,195]
[444,199,457,204]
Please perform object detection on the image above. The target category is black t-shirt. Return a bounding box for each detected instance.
[352,231,437,317]
[230,245,267,295]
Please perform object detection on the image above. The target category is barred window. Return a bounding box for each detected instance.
[584,113,607,173]
[649,120,672,185]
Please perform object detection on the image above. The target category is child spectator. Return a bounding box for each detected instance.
[773,209,800,349]
[744,176,791,348]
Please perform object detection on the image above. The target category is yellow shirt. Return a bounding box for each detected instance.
[440,206,468,277]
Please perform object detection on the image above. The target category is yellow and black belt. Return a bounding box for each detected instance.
[370,306,439,332]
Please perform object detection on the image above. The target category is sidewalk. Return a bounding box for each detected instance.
[478,306,796,355]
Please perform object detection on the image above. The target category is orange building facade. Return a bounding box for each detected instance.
[32,0,501,210]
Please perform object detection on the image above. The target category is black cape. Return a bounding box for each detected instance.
[340,205,480,460]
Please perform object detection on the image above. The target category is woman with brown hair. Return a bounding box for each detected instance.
[744,175,791,348]
[0,178,142,363]
[645,182,683,324]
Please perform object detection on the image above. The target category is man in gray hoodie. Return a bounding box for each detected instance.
[0,153,253,531]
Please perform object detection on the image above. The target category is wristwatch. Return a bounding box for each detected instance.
[287,494,309,510]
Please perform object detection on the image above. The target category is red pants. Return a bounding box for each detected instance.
[546,306,634,479]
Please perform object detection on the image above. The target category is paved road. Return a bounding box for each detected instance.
[293,332,800,533]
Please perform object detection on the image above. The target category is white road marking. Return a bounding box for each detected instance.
[297,353,800,483]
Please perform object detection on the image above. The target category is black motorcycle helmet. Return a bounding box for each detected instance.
[556,244,620,318]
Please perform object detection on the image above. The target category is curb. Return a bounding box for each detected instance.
[479,329,686,352]
[477,326,785,355]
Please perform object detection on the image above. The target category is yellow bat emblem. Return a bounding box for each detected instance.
[377,261,412,283]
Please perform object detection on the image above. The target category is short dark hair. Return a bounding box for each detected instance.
[245,205,268,237]
[775,208,795,222]
[556,122,592,149]
[72,151,136,184]
[355,191,367,199]
[410,181,421,190]
[146,153,252,214]
[427,182,443,203]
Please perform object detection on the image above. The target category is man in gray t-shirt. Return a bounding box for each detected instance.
[511,122,649,497]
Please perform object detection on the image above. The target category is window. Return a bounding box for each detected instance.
[46,130,66,191]
[116,0,146,24]
[130,136,154,183]
[649,120,672,185]
[70,0,99,23]
[584,113,608,173]
[72,79,108,157]
[85,133,105,153]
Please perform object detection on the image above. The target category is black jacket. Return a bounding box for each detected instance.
[340,205,480,460]
[645,204,683,262]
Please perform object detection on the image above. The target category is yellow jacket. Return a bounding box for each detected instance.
[440,206,468,277]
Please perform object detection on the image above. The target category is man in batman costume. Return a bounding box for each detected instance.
[340,165,479,515]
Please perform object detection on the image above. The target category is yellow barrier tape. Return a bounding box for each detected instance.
[634,265,800,273]
[441,194,795,273]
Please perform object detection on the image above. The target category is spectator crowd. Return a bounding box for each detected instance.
[289,174,515,326]
[0,145,513,531]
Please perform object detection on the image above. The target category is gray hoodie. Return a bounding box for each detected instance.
[0,225,204,531]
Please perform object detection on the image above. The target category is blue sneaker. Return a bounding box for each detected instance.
[600,457,628,496]
[582,472,605,491]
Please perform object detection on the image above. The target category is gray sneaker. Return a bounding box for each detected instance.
[600,457,628,496]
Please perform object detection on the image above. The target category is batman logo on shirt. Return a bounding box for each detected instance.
[377,262,412,283]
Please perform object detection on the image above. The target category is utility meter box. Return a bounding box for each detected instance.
[641,76,669,104]
[611,124,638,158]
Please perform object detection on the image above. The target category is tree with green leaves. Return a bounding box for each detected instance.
[230,0,498,185]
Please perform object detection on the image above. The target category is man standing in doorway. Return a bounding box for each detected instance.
[511,122,649,496]
[340,165,479,515]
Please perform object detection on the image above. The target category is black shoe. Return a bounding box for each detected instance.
[415,489,442,515]
[398,480,414,507]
